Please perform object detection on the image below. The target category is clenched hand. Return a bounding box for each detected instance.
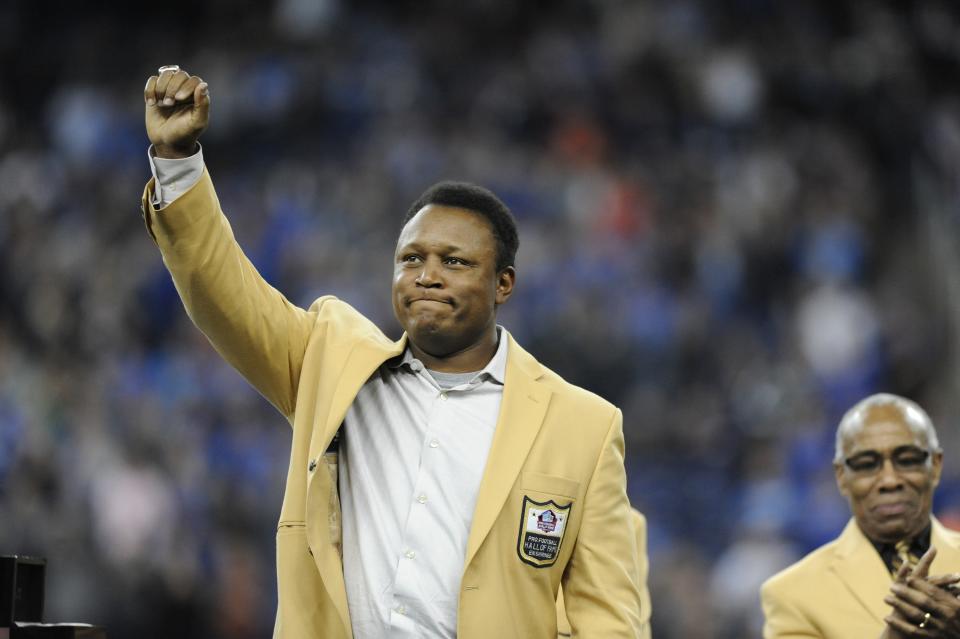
[144,66,209,159]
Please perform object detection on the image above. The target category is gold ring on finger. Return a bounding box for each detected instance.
[918,611,931,629]
[158,65,180,74]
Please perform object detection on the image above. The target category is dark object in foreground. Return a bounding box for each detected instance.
[0,556,105,638]
[1,556,45,626]
[8,624,105,639]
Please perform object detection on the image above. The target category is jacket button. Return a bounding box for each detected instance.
[308,459,317,472]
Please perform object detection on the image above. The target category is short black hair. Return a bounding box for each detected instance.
[404,181,519,272]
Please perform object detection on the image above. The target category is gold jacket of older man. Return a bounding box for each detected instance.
[141,171,649,639]
[761,517,960,639]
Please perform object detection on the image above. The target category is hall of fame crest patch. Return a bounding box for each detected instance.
[516,496,572,568]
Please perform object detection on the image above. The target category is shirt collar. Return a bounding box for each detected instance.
[388,326,508,385]
[871,523,932,572]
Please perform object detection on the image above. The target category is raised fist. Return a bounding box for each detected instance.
[144,66,210,158]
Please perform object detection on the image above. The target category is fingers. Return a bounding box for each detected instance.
[884,597,937,638]
[146,68,201,108]
[895,560,913,584]
[886,588,927,621]
[193,81,211,121]
[889,581,957,629]
[927,573,960,589]
[174,75,201,102]
[157,69,190,106]
[904,576,960,603]
[144,75,158,106]
[900,576,960,620]
[885,613,932,637]
[912,547,938,580]
[154,67,179,101]
[161,70,191,106]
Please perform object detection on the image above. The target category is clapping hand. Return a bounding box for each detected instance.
[883,547,960,638]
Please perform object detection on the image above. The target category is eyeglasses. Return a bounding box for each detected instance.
[844,446,931,475]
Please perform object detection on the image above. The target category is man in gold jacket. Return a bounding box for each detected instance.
[761,394,960,638]
[141,67,648,638]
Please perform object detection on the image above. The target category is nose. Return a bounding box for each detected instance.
[877,458,905,491]
[415,258,442,288]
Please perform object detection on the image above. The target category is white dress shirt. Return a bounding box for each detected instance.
[148,145,205,206]
[148,148,507,637]
[340,337,507,639]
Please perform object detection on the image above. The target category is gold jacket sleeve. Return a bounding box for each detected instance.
[560,409,649,638]
[141,170,315,422]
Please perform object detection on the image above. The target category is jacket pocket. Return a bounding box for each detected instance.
[324,450,342,558]
[520,472,580,500]
[276,522,309,559]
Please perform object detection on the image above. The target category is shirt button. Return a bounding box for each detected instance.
[429,439,439,448]
[439,392,448,401]
[404,549,416,559]
[395,605,406,615]
[417,494,428,504]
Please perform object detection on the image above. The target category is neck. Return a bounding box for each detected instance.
[409,328,499,373]
[865,518,932,546]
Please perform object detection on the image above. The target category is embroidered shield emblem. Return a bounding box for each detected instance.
[517,495,572,568]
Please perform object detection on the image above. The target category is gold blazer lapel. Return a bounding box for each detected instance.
[304,333,405,634]
[307,334,406,463]
[930,516,960,574]
[463,333,552,569]
[828,519,894,623]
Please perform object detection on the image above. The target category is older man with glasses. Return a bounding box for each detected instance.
[761,393,960,638]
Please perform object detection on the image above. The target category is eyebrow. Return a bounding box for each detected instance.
[846,444,926,458]
[397,241,467,254]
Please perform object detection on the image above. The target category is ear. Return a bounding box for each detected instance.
[495,266,516,306]
[930,451,944,489]
[834,461,850,498]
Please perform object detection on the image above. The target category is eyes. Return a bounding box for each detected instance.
[844,446,930,475]
[399,254,471,267]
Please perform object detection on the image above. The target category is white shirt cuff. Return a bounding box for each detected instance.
[148,144,205,208]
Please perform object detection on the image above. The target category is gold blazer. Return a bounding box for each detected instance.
[762,517,960,638]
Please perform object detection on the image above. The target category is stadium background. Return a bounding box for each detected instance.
[2,1,960,636]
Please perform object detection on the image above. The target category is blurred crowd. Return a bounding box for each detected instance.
[2,1,960,637]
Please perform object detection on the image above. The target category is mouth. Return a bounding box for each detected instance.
[872,502,912,517]
[408,297,452,306]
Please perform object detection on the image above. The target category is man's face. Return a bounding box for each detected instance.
[392,204,514,358]
[834,405,942,544]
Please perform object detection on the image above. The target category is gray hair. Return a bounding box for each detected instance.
[834,393,942,464]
